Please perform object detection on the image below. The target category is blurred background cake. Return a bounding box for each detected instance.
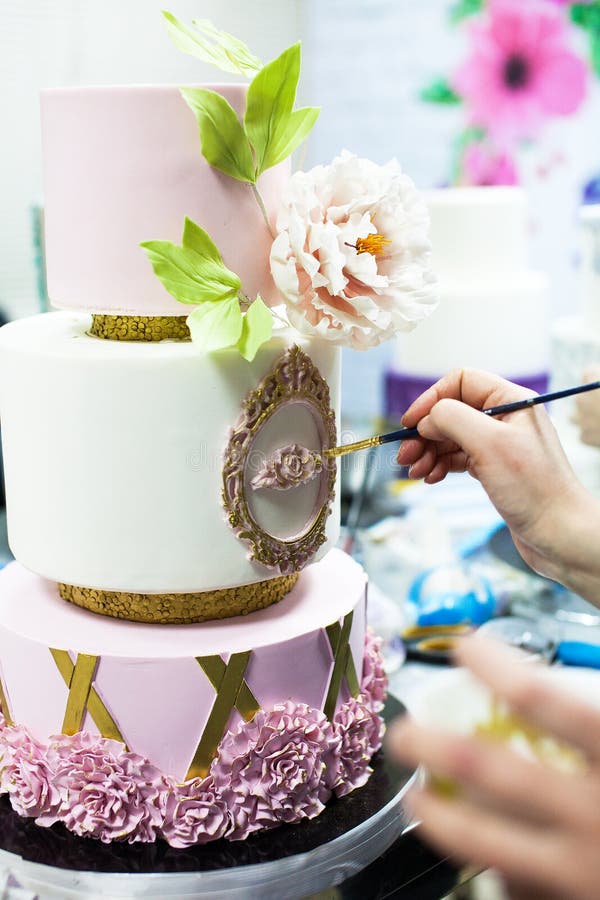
[386,186,549,419]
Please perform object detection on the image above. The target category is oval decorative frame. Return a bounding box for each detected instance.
[222,345,337,574]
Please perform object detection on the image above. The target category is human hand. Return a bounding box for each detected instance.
[388,635,600,900]
[396,368,600,602]
[572,366,600,447]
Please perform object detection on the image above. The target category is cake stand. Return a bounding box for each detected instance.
[0,699,417,900]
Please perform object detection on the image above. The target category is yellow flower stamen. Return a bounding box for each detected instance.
[352,234,392,257]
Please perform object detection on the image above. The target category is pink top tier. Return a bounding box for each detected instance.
[41,85,289,316]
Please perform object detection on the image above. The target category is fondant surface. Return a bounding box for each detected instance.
[0,551,366,781]
[41,85,289,315]
[0,312,341,593]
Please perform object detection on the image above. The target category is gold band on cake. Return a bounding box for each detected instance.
[90,314,190,342]
[57,574,299,624]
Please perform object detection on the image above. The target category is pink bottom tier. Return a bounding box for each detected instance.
[0,551,387,846]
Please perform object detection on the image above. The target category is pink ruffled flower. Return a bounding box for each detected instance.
[462,142,519,186]
[211,701,341,841]
[161,777,230,848]
[0,725,60,819]
[270,151,437,350]
[361,630,388,713]
[45,733,169,843]
[251,444,323,492]
[454,0,587,144]
[331,694,385,798]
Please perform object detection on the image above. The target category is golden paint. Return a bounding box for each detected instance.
[50,648,125,744]
[323,434,381,459]
[187,651,256,780]
[58,574,298,624]
[60,654,98,735]
[89,314,190,342]
[323,611,359,720]
[222,345,337,573]
[0,672,13,726]
[196,656,260,722]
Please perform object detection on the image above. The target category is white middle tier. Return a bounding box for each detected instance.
[0,312,341,593]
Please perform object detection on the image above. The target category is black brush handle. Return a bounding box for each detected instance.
[376,380,600,447]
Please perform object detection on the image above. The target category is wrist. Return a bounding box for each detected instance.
[538,484,600,604]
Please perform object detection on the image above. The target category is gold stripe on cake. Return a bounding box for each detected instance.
[323,611,360,719]
[90,314,190,342]
[50,648,126,744]
[187,651,257,780]
[57,573,299,625]
[0,671,14,726]
[60,653,98,735]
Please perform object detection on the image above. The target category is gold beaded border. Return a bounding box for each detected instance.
[58,574,299,624]
[90,314,190,342]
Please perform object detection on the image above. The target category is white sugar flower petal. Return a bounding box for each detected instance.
[270,152,438,349]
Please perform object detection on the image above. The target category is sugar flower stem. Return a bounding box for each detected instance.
[251,183,276,239]
[238,291,252,312]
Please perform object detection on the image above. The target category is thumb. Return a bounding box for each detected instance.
[419,398,500,456]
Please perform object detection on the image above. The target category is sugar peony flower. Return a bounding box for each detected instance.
[270,151,437,350]
[211,701,341,841]
[0,725,60,820]
[331,694,385,798]
[454,0,587,144]
[45,733,169,843]
[161,777,230,848]
[462,141,519,186]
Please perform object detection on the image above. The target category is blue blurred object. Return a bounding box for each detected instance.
[408,563,496,627]
[583,173,600,205]
[556,641,600,668]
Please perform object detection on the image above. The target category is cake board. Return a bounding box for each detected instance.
[0,699,417,900]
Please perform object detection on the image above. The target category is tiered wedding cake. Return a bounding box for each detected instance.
[0,16,436,849]
[386,187,549,418]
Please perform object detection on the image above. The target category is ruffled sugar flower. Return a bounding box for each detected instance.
[332,694,385,798]
[44,733,169,843]
[361,630,388,713]
[0,724,60,820]
[161,777,230,848]
[251,444,323,491]
[270,151,437,350]
[211,701,341,841]
[454,0,587,144]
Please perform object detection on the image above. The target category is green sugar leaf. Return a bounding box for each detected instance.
[261,106,320,172]
[163,11,262,77]
[140,239,240,305]
[245,42,317,176]
[420,78,462,105]
[181,87,256,183]
[182,217,223,263]
[237,295,273,361]
[186,295,243,352]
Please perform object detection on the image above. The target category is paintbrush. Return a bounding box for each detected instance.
[323,380,600,460]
